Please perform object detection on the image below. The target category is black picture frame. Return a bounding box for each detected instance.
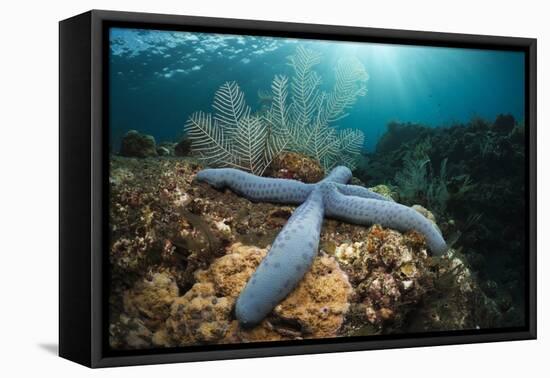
[59,9,537,368]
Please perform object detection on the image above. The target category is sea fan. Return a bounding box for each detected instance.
[336,129,365,169]
[263,75,294,165]
[186,82,269,173]
[213,81,251,135]
[185,47,368,174]
[234,115,268,174]
[322,57,369,123]
[280,48,368,170]
[287,46,323,131]
[185,111,237,168]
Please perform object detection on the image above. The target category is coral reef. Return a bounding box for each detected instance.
[122,272,179,328]
[156,142,176,156]
[322,222,434,332]
[165,243,352,345]
[109,156,231,292]
[109,155,512,350]
[323,222,502,335]
[368,184,397,201]
[357,115,526,326]
[119,130,158,158]
[185,46,367,174]
[110,242,352,349]
[393,141,453,214]
[404,250,503,332]
[174,138,192,157]
[268,151,324,183]
[110,271,180,349]
[197,165,447,325]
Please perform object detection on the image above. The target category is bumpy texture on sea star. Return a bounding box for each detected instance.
[196,166,448,326]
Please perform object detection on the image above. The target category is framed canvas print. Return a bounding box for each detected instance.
[59,10,537,368]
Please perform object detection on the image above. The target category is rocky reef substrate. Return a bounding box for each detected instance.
[109,154,508,350]
[355,115,526,327]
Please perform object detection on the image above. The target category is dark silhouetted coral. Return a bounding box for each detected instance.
[119,130,158,158]
[493,114,516,134]
[174,138,192,157]
[358,115,526,327]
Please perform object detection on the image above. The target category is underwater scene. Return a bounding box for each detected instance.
[108,27,526,350]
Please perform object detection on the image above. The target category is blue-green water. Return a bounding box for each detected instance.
[109,27,525,151]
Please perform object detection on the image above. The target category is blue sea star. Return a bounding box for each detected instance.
[196,166,448,326]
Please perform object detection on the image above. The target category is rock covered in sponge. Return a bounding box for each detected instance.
[167,282,234,344]
[273,253,352,337]
[123,272,180,328]
[325,223,434,331]
[110,271,180,349]
[165,242,352,345]
[166,243,264,344]
[368,184,397,201]
[268,151,324,183]
[110,314,154,349]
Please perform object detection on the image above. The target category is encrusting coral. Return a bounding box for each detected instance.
[110,271,180,349]
[165,243,352,344]
[110,243,351,347]
[122,272,180,328]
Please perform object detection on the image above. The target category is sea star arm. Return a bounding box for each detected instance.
[321,166,352,184]
[196,168,313,204]
[235,188,325,326]
[334,182,392,202]
[197,165,448,327]
[324,184,448,255]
